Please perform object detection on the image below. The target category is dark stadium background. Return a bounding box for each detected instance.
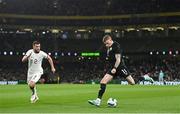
[0,0,180,84]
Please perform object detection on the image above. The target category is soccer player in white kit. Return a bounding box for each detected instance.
[22,41,56,103]
[139,72,154,84]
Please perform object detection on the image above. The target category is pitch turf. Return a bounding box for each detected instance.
[0,84,180,113]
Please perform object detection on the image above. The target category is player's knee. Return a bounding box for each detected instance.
[29,81,35,88]
[126,75,135,85]
[100,80,108,84]
[127,78,135,85]
[100,77,109,84]
[129,80,135,85]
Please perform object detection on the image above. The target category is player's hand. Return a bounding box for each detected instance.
[51,68,56,74]
[111,68,116,74]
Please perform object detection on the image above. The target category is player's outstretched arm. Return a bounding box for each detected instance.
[22,52,32,63]
[47,55,56,73]
[22,56,28,62]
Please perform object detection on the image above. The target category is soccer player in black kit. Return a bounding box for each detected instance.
[88,35,135,106]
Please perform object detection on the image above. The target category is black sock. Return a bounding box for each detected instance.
[98,84,106,99]
[30,86,35,95]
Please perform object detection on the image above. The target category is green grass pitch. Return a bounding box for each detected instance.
[0,84,180,113]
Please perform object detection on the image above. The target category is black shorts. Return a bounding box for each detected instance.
[107,65,130,78]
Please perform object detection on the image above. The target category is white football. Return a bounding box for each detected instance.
[107,98,117,107]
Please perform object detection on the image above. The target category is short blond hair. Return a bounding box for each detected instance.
[102,35,112,42]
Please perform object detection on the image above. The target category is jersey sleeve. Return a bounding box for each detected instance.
[25,49,32,56]
[114,44,121,54]
[41,51,48,59]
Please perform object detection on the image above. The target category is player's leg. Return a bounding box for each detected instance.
[98,74,113,99]
[126,75,135,85]
[120,66,135,85]
[27,74,36,95]
[28,73,41,103]
[159,77,164,85]
[29,81,39,103]
[149,77,155,83]
[144,76,154,83]
[88,74,113,106]
[29,81,37,96]
[159,77,161,82]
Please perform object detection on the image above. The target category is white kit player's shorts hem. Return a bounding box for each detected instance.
[27,72,43,84]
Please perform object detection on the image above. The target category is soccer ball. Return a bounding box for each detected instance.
[107,98,117,107]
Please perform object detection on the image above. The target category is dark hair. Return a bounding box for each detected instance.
[32,41,40,46]
[102,35,112,42]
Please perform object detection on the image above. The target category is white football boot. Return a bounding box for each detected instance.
[88,98,101,107]
[30,94,39,103]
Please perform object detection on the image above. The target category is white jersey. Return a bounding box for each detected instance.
[25,49,48,73]
[143,74,151,80]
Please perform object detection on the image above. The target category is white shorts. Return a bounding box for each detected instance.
[27,71,43,84]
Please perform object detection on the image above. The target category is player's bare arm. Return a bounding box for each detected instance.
[22,52,32,62]
[47,55,56,73]
[111,54,121,74]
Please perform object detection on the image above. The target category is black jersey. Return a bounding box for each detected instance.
[106,41,125,68]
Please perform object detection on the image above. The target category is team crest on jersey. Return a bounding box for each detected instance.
[107,47,113,56]
[109,47,112,51]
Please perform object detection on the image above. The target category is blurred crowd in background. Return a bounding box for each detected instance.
[0,56,179,83]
